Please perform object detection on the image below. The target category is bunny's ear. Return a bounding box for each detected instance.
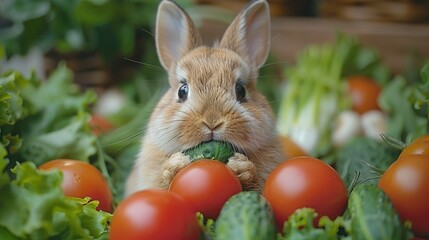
[155,0,202,70]
[220,0,271,68]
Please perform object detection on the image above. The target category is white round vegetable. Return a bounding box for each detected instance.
[93,88,126,116]
[332,111,362,147]
[361,110,387,141]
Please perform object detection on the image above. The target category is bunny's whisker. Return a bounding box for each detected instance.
[123,57,164,71]
[260,60,290,68]
[139,28,155,38]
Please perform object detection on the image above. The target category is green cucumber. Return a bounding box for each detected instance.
[347,184,412,240]
[183,141,235,163]
[215,191,276,240]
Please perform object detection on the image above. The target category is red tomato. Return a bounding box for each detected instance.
[378,154,429,236]
[39,159,112,212]
[90,114,114,136]
[347,76,382,114]
[399,140,429,159]
[413,134,429,143]
[109,189,199,240]
[263,156,348,230]
[169,159,242,219]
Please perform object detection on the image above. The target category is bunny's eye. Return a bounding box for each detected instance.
[178,84,188,102]
[235,82,246,102]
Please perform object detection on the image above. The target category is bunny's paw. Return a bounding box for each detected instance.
[160,152,191,188]
[227,153,258,190]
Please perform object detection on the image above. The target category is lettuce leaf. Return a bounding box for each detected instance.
[0,70,37,126]
[278,208,348,240]
[0,149,111,240]
[0,64,97,168]
[379,63,429,143]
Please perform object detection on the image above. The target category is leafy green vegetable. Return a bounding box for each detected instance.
[277,34,389,157]
[0,70,37,126]
[197,212,216,240]
[0,64,97,169]
[0,151,111,240]
[379,62,429,144]
[0,64,124,200]
[379,76,427,143]
[414,63,429,105]
[184,141,235,163]
[409,63,429,135]
[0,0,193,61]
[334,137,401,189]
[278,208,347,240]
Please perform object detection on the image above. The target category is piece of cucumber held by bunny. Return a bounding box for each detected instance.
[125,0,284,195]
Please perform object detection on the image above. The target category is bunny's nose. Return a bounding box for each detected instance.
[203,121,224,132]
[202,118,225,140]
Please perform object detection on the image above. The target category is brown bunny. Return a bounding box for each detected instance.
[125,0,284,196]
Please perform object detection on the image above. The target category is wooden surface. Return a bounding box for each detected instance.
[200,17,429,73]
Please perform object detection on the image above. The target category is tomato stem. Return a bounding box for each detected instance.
[362,160,385,176]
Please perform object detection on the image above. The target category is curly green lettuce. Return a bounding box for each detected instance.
[278,208,348,240]
[379,63,429,143]
[0,63,97,167]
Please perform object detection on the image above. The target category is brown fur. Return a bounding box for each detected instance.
[125,0,284,195]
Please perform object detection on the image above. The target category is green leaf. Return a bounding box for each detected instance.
[0,22,24,40]
[379,75,428,141]
[411,63,429,119]
[18,114,97,165]
[1,65,98,167]
[0,144,9,187]
[75,0,115,26]
[197,212,216,239]
[0,0,51,21]
[1,134,22,154]
[0,71,37,126]
[278,208,346,240]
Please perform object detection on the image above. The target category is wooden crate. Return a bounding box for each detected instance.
[196,0,314,16]
[199,16,429,73]
[319,0,429,22]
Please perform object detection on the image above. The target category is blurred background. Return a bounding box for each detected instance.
[1,0,428,91]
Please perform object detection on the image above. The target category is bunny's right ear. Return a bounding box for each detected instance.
[220,0,271,68]
[155,0,203,70]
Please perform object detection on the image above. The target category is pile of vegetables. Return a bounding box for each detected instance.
[1,34,428,240]
[277,34,387,156]
[0,64,111,239]
[276,34,428,157]
[0,154,111,239]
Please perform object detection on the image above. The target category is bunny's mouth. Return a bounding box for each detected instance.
[184,140,246,161]
[206,140,246,156]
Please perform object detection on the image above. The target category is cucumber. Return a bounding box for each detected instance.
[347,184,412,240]
[215,191,276,240]
[183,141,235,163]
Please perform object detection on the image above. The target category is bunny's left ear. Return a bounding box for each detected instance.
[219,0,271,68]
[155,0,203,71]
